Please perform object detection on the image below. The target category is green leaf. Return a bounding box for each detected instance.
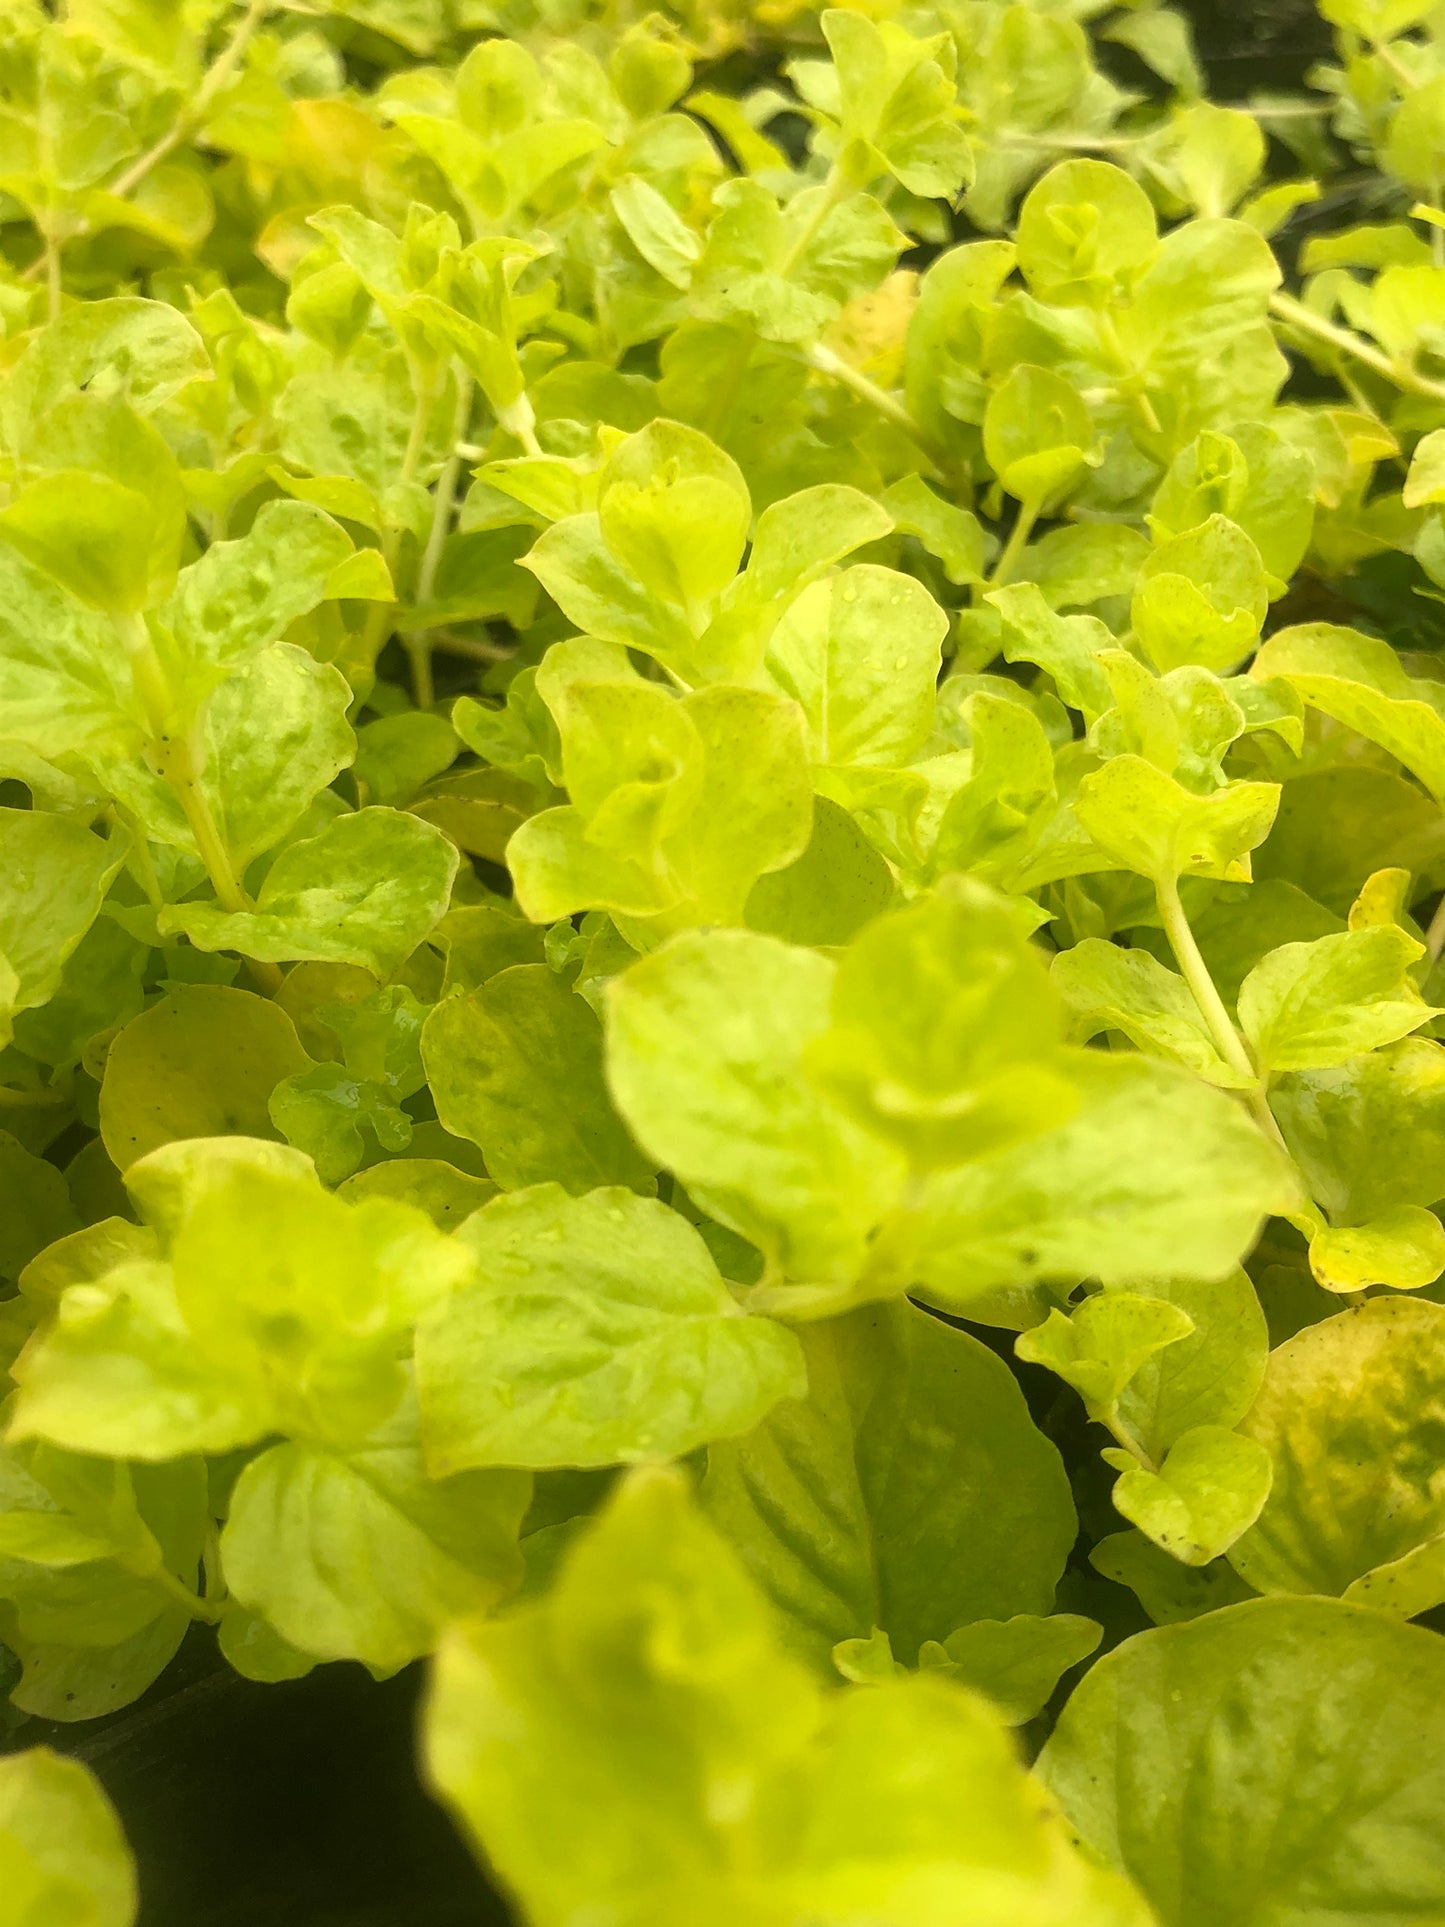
[0,473,156,615]
[916,1614,1102,1725]
[703,1300,1077,1668]
[1052,939,1249,1086]
[744,796,895,948]
[160,809,458,975]
[335,1159,497,1231]
[1309,1205,1445,1292]
[425,1465,1143,1927]
[1090,1528,1257,1625]
[0,1748,137,1927]
[604,930,904,1289]
[1271,1038,1445,1224]
[423,965,652,1194]
[9,1155,470,1461]
[0,810,124,1034]
[220,1394,528,1672]
[983,364,1094,508]
[1230,1297,1445,1607]
[416,1184,804,1472]
[764,565,947,769]
[98,986,310,1170]
[1017,1293,1195,1424]
[988,584,1114,722]
[1237,926,1436,1071]
[1150,426,1314,583]
[0,1133,79,1287]
[881,474,986,586]
[894,1052,1298,1309]
[1404,426,1445,508]
[1014,159,1157,305]
[805,882,1079,1171]
[1132,516,1269,676]
[1108,1425,1272,1566]
[1073,756,1280,885]
[1257,766,1445,917]
[1115,1272,1269,1462]
[2,299,208,449]
[821,11,973,199]
[1039,1597,1445,1927]
[156,500,356,691]
[510,679,812,932]
[1252,624,1445,803]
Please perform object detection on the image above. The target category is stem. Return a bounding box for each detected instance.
[987,497,1040,589]
[805,343,947,478]
[1101,1408,1156,1474]
[1157,874,1320,1235]
[1096,310,1162,435]
[431,629,513,663]
[148,1563,224,1625]
[108,0,271,199]
[404,373,475,710]
[0,1084,67,1108]
[114,609,283,994]
[1156,875,1259,1086]
[1270,289,1445,401]
[495,391,542,458]
[357,376,438,674]
[1375,39,1418,91]
[779,164,852,277]
[1426,893,1445,965]
[43,232,61,321]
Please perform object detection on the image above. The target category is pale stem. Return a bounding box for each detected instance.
[1426,892,1445,965]
[0,1084,67,1108]
[495,391,543,458]
[430,629,513,664]
[1156,874,1318,1233]
[778,163,853,277]
[113,609,283,994]
[987,496,1040,590]
[43,231,61,322]
[1270,289,1445,401]
[148,1563,225,1625]
[108,0,272,200]
[1155,873,1260,1087]
[805,342,947,478]
[404,372,476,708]
[357,376,440,673]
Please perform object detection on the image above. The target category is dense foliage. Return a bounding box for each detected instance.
[9,0,1445,1919]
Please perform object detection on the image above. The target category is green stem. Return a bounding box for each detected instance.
[987,497,1040,589]
[114,610,283,994]
[404,372,475,710]
[1426,893,1445,966]
[0,1084,67,1108]
[778,164,852,277]
[1157,875,1319,1235]
[430,629,513,664]
[1100,1406,1156,1474]
[804,343,947,478]
[1270,289,1445,401]
[357,376,439,674]
[43,230,61,322]
[1156,874,1259,1086]
[108,0,272,200]
[148,1563,225,1625]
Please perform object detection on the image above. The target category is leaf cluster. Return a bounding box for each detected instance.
[11,1,1445,1924]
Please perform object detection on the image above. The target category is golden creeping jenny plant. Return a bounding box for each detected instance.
[10,0,1445,1919]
